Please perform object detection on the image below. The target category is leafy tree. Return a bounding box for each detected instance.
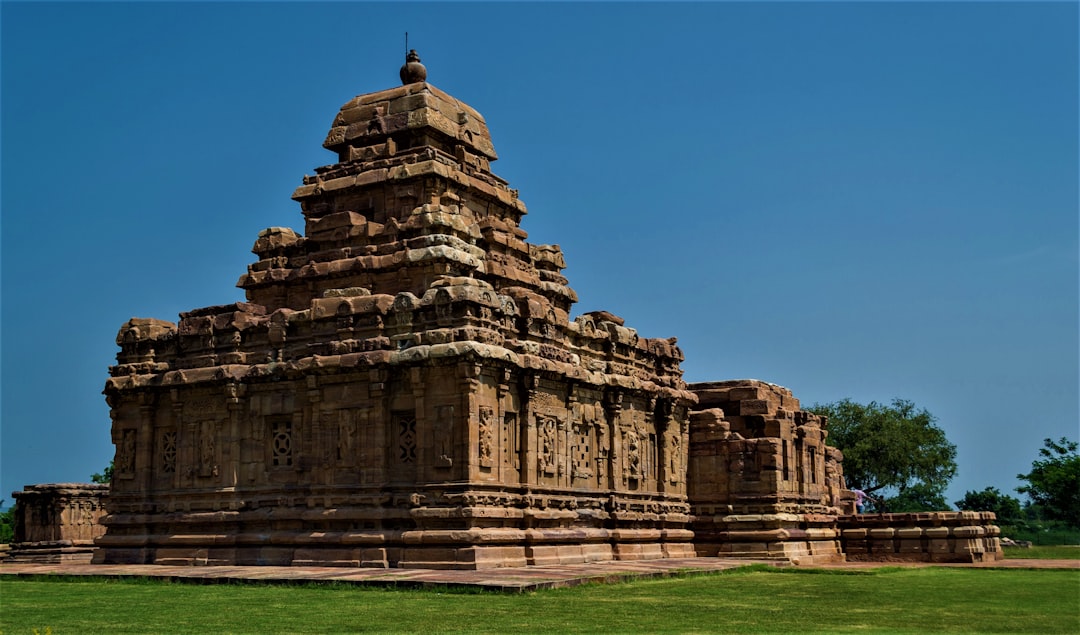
[91,461,114,485]
[809,398,957,512]
[1017,437,1080,529]
[954,486,1023,523]
[0,500,15,544]
[887,482,950,513]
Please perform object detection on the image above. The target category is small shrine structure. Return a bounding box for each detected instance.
[5,483,107,563]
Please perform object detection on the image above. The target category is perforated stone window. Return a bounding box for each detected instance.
[271,420,293,467]
[161,431,177,473]
[395,413,417,463]
[572,425,592,480]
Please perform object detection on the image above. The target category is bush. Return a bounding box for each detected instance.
[0,502,15,544]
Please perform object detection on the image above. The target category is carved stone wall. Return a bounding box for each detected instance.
[7,483,107,563]
[98,62,695,570]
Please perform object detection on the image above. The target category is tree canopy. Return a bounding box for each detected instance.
[1017,437,1080,529]
[809,398,957,513]
[954,486,1023,523]
[0,500,14,544]
[91,461,113,485]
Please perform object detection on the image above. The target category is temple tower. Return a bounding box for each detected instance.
[98,53,697,569]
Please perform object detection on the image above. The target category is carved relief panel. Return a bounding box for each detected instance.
[423,405,450,469]
[667,429,681,485]
[198,420,218,478]
[336,410,358,467]
[537,414,558,478]
[624,428,642,487]
[478,406,494,468]
[116,429,137,478]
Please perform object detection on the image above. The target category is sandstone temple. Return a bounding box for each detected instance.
[75,52,1000,569]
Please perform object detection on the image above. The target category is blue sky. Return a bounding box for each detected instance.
[2,2,1077,509]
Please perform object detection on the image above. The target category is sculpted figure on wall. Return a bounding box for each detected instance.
[478,406,494,468]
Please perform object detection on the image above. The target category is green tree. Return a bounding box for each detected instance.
[1017,437,1080,529]
[954,486,1023,522]
[0,500,15,544]
[91,461,114,485]
[809,398,957,513]
[887,482,950,513]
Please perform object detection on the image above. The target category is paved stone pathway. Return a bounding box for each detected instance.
[0,558,778,592]
[1,558,1074,592]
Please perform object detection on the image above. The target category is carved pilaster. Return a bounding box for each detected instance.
[170,393,184,490]
[306,375,327,481]
[521,373,539,486]
[459,362,484,478]
[368,368,388,477]
[496,366,513,481]
[224,382,242,487]
[604,389,623,489]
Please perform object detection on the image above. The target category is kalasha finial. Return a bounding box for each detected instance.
[399,49,427,85]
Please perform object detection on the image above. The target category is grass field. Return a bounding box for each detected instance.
[2,566,1078,634]
[1003,544,1080,559]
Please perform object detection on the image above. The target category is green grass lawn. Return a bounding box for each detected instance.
[2,566,1078,634]
[1003,544,1080,559]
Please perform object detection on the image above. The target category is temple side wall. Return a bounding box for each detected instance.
[98,356,694,569]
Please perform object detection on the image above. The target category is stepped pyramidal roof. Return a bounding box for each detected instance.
[111,50,691,399]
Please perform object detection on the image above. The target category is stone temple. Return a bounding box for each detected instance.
[94,52,1000,569]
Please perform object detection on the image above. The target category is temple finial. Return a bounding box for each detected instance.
[399,49,427,85]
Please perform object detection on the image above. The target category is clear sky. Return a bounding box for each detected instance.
[2,2,1077,509]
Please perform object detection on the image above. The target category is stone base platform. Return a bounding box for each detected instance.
[1,557,775,592]
[838,512,1003,563]
[4,540,99,564]
[692,512,847,565]
[2,557,1074,593]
